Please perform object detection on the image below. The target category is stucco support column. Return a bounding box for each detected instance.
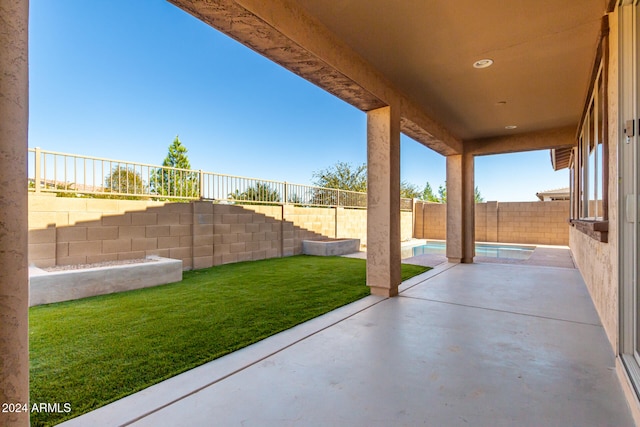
[367,106,401,297]
[0,1,30,425]
[446,153,475,263]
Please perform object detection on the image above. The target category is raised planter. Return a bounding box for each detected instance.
[302,238,361,256]
[28,256,182,306]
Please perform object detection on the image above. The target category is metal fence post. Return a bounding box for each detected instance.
[412,198,416,238]
[34,147,41,193]
[199,169,204,200]
[284,181,288,205]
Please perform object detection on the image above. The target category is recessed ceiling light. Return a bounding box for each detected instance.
[473,59,493,69]
[505,125,518,129]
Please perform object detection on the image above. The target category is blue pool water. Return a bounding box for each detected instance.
[411,241,535,260]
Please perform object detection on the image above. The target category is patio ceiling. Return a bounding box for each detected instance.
[169,0,608,154]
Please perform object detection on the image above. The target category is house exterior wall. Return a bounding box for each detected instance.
[414,200,569,245]
[568,7,640,424]
[560,8,640,423]
[569,9,619,353]
[570,228,617,348]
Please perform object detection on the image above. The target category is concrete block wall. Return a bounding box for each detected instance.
[28,194,190,268]
[281,205,336,242]
[29,195,332,269]
[497,201,569,245]
[485,201,499,242]
[250,206,412,250]
[414,202,446,240]
[210,204,283,266]
[400,211,413,242]
[412,203,423,238]
[29,195,446,270]
[475,203,487,242]
[414,200,569,245]
[336,208,366,245]
[242,204,328,255]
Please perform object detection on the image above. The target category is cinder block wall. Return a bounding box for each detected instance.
[413,202,446,240]
[28,194,190,268]
[336,208,366,245]
[29,195,414,269]
[29,193,430,269]
[248,206,413,250]
[29,195,323,269]
[414,200,569,245]
[293,206,336,237]
[400,211,413,241]
[497,201,569,245]
[475,203,487,242]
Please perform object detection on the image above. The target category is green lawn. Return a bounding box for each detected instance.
[29,255,429,426]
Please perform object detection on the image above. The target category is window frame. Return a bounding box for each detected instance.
[569,18,609,242]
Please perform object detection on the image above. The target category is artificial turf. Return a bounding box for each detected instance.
[29,255,429,426]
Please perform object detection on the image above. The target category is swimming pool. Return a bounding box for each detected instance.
[411,241,535,260]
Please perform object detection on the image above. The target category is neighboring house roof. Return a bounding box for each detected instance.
[536,187,570,201]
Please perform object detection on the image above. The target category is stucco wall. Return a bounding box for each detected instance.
[569,10,619,352]
[570,228,617,349]
[414,200,569,245]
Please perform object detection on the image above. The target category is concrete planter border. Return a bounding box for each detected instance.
[302,238,361,256]
[28,256,183,306]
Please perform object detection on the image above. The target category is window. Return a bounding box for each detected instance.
[579,66,604,220]
[569,59,608,241]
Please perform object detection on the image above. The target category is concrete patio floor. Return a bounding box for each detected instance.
[60,260,634,427]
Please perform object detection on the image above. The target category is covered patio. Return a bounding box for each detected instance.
[60,257,634,426]
[4,0,640,425]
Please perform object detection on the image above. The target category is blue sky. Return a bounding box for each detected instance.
[29,0,568,202]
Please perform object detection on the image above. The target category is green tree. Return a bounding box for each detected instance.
[420,182,483,203]
[475,186,484,203]
[229,182,281,204]
[312,162,367,192]
[421,182,440,202]
[153,136,199,198]
[400,180,421,199]
[104,166,148,198]
[437,184,447,204]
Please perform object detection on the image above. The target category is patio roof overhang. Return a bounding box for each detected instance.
[168,0,611,156]
[551,146,574,171]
